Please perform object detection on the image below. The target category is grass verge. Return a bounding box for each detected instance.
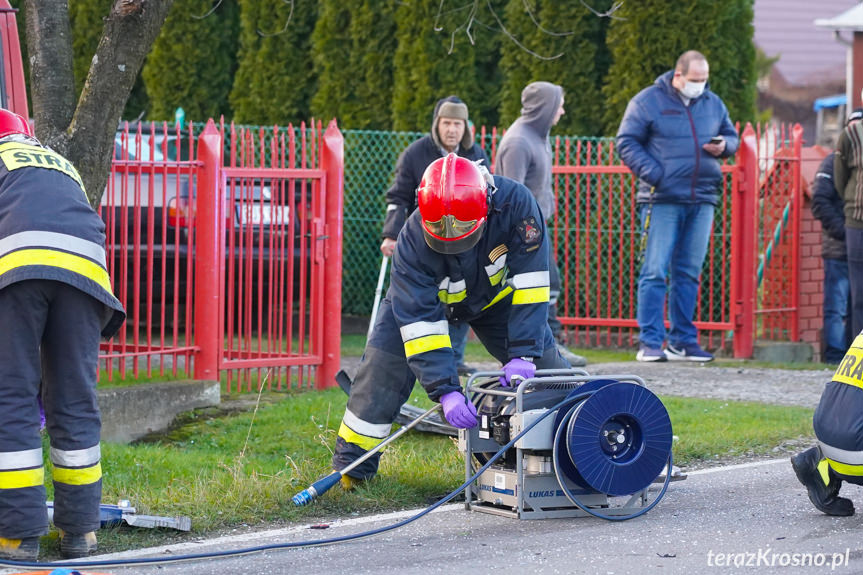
[33,386,815,559]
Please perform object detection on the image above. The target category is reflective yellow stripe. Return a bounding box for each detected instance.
[0,467,43,489]
[338,422,385,452]
[438,289,466,304]
[818,458,831,485]
[404,334,451,357]
[0,249,113,295]
[53,462,102,486]
[512,286,550,305]
[826,458,863,477]
[833,343,863,389]
[488,268,505,286]
[483,286,513,310]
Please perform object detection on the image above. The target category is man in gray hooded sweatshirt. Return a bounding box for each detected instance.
[495,82,586,367]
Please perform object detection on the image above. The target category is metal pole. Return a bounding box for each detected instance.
[367,255,389,341]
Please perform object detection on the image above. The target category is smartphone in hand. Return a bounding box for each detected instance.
[709,136,724,144]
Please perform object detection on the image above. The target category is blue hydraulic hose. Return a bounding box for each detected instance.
[0,389,650,569]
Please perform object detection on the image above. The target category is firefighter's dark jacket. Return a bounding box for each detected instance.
[390,175,549,400]
[0,139,125,337]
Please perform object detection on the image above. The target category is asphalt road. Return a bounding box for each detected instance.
[24,458,861,575]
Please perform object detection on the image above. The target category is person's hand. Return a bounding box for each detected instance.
[499,357,536,387]
[380,237,396,257]
[440,391,478,429]
[702,137,726,157]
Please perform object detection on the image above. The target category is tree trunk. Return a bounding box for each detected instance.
[23,0,174,207]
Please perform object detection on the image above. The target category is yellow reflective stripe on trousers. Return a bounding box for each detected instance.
[0,249,112,294]
[0,467,44,489]
[826,458,863,477]
[403,334,451,357]
[338,421,386,452]
[53,462,102,486]
[512,286,550,305]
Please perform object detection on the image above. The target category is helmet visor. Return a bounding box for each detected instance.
[423,214,478,239]
[422,220,485,255]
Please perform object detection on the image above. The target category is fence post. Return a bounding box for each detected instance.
[790,123,804,342]
[318,119,344,389]
[733,123,758,358]
[193,120,223,381]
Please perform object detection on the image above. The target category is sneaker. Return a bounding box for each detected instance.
[456,363,477,376]
[791,447,854,516]
[556,343,587,367]
[636,345,667,362]
[58,530,98,559]
[664,343,714,362]
[0,536,39,561]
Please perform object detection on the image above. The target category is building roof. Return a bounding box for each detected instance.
[754,0,857,86]
[815,3,863,31]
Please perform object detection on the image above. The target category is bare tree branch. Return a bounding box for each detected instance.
[193,0,225,20]
[522,0,573,37]
[483,0,563,61]
[258,0,294,37]
[580,0,626,20]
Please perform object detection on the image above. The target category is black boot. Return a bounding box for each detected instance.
[791,447,855,516]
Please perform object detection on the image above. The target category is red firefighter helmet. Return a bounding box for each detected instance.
[417,153,488,254]
[0,108,31,139]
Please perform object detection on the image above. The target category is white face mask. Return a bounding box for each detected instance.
[680,80,706,100]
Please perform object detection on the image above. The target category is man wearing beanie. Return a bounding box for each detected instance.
[378,96,488,376]
[495,81,586,367]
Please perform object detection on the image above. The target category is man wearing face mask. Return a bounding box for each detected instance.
[616,50,739,363]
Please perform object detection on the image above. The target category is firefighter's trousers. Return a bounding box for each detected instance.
[332,296,568,479]
[0,280,103,538]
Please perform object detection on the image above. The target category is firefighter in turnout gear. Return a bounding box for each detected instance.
[0,109,125,560]
[332,154,569,485]
[791,331,863,517]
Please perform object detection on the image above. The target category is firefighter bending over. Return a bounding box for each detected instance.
[792,331,863,516]
[0,110,125,560]
[332,153,569,486]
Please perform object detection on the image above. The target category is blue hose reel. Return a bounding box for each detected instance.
[463,372,674,521]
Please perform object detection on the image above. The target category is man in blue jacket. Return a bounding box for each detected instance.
[812,108,861,364]
[616,50,739,362]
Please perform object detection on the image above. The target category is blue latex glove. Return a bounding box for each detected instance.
[440,391,478,429]
[499,357,536,387]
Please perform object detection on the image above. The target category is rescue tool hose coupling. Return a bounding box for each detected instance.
[292,403,443,506]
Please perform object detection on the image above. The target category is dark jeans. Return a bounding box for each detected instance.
[846,228,863,337]
[822,257,851,363]
[637,203,714,348]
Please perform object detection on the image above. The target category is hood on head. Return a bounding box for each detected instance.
[519,81,563,135]
[431,95,473,151]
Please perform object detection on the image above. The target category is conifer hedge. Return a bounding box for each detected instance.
[143,0,240,122]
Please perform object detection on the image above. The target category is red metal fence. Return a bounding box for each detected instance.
[99,119,344,391]
[99,118,799,391]
[481,122,802,357]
